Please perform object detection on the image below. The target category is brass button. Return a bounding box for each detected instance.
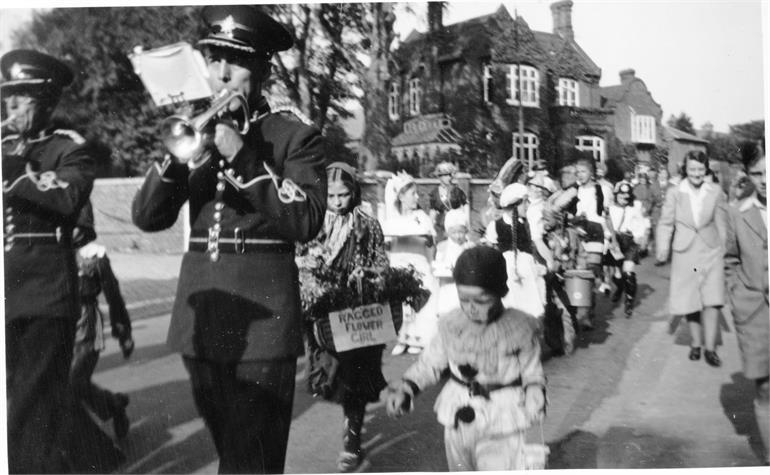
[217,171,225,180]
[5,224,14,233]
[216,182,225,192]
[213,211,222,222]
[219,160,226,168]
[5,215,13,223]
[213,223,221,231]
[209,250,220,262]
[215,202,224,211]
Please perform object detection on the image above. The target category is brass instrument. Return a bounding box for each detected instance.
[1,113,19,131]
[160,90,250,165]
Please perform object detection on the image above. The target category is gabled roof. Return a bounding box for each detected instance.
[664,126,709,144]
[399,5,601,78]
[599,84,626,103]
[399,6,510,63]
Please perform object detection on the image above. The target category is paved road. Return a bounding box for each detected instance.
[90,253,766,472]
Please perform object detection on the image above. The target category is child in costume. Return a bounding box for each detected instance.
[386,246,546,471]
[433,208,474,317]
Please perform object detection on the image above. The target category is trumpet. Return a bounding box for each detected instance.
[160,90,250,165]
[1,113,19,131]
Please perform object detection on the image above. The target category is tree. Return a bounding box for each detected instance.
[666,112,695,135]
[12,6,203,176]
[265,4,366,131]
[358,3,398,170]
[729,120,765,142]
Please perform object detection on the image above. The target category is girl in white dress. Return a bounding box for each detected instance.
[383,172,437,355]
[433,209,474,317]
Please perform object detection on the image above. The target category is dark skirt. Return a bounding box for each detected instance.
[307,345,387,405]
[603,232,640,266]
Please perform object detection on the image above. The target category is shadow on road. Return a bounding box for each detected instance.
[547,426,689,469]
[720,372,766,463]
[117,379,217,474]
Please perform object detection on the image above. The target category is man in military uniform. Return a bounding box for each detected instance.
[2,49,95,473]
[132,6,326,473]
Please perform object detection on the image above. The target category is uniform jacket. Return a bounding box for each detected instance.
[3,129,95,321]
[403,308,545,435]
[725,194,769,319]
[132,106,326,362]
[656,180,727,261]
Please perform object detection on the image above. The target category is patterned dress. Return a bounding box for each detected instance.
[305,207,390,404]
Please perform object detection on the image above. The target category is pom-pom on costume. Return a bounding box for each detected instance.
[401,307,545,470]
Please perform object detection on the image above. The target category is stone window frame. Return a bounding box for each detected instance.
[482,62,493,103]
[388,81,401,121]
[557,77,579,107]
[512,132,539,162]
[575,135,605,163]
[631,114,656,144]
[408,77,422,116]
[506,64,539,108]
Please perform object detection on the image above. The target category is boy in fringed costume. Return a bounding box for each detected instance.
[386,246,546,470]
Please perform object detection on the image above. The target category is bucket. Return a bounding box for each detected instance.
[585,252,603,265]
[564,269,594,307]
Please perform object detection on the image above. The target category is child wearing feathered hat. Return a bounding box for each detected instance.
[383,171,437,355]
[386,246,546,470]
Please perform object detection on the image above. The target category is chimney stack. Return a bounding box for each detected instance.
[428,2,443,33]
[619,68,636,84]
[550,0,574,41]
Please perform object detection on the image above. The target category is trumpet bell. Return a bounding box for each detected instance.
[159,90,250,165]
[160,115,205,164]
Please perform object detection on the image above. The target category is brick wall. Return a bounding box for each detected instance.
[93,176,497,253]
[92,178,186,253]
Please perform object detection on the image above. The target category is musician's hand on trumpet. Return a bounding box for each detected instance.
[212,121,243,162]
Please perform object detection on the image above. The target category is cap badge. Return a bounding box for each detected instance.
[9,63,29,80]
[220,15,236,38]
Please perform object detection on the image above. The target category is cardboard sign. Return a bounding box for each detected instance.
[328,303,397,352]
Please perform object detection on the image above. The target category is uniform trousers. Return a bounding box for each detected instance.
[183,356,297,474]
[6,317,75,473]
[444,424,525,471]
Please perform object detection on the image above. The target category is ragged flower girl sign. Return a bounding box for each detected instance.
[328,303,397,352]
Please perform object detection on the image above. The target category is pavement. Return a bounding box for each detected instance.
[90,252,768,472]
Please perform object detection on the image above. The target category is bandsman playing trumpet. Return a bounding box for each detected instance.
[2,49,96,473]
[131,5,326,474]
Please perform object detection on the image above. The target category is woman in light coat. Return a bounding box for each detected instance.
[656,151,727,367]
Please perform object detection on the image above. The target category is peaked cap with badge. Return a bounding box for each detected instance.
[0,49,73,93]
[197,5,293,58]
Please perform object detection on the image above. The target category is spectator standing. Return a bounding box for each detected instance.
[724,140,769,464]
[2,49,95,473]
[656,151,727,367]
[429,161,467,241]
[131,6,327,473]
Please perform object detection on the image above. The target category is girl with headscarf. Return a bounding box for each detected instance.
[383,172,437,355]
[304,162,390,472]
[433,208,475,317]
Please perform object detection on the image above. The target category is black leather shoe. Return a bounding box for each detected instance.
[112,394,130,439]
[704,350,721,367]
[689,347,701,361]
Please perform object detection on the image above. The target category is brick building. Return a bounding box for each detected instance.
[385,1,689,177]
